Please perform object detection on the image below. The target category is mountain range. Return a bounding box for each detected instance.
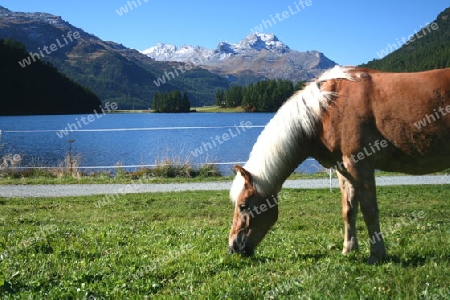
[1,4,448,112]
[0,5,336,109]
[142,33,337,83]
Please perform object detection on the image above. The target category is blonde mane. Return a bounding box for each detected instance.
[230,66,354,202]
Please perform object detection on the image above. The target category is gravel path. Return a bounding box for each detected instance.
[0,175,449,198]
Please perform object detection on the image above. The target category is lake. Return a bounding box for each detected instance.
[0,113,324,175]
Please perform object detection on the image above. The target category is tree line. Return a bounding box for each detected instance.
[152,90,191,112]
[216,79,305,112]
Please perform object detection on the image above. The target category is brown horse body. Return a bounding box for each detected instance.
[229,67,450,263]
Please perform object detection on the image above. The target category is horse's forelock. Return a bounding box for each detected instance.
[230,172,245,203]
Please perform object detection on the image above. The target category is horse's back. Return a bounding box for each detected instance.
[321,68,450,174]
[367,68,450,173]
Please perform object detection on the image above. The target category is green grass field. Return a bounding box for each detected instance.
[1,185,449,299]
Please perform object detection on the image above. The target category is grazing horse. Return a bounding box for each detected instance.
[228,66,450,263]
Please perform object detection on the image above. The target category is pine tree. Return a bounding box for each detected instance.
[181,92,191,112]
[215,89,226,107]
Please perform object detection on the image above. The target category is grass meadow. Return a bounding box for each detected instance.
[0,185,449,299]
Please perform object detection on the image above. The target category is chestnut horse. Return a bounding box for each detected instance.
[229,66,450,263]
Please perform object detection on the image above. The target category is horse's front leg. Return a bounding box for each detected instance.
[337,171,359,254]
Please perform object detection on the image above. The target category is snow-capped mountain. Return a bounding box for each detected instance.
[142,33,290,62]
[234,33,290,53]
[141,33,337,81]
[142,43,215,65]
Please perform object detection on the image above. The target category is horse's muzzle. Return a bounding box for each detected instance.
[228,240,254,256]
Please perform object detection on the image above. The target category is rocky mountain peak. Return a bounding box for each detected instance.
[236,33,290,53]
[0,6,69,29]
[216,41,236,54]
[0,5,11,13]
[141,33,336,81]
[142,33,293,62]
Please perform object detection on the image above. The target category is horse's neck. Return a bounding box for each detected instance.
[241,67,354,196]
[245,137,312,197]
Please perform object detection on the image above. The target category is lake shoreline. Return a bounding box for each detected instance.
[110,106,246,114]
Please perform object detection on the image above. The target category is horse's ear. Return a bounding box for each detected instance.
[234,165,253,187]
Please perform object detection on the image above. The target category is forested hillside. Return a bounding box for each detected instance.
[56,51,230,109]
[361,7,450,71]
[0,39,101,115]
[0,6,230,109]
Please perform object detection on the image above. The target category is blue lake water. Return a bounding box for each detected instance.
[0,113,324,175]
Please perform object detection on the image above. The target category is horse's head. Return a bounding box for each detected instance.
[228,165,278,256]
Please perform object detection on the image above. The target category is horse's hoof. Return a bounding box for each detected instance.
[367,255,387,265]
[342,244,359,255]
[342,248,359,255]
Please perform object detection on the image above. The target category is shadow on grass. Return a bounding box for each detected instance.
[388,253,450,267]
[231,252,329,265]
[336,251,450,266]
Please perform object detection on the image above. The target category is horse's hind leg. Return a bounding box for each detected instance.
[337,171,359,254]
[352,161,387,264]
[358,174,388,264]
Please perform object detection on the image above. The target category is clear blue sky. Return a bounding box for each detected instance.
[1,0,448,65]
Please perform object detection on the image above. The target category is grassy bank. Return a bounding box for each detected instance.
[192,106,244,113]
[1,152,448,185]
[0,167,448,185]
[0,157,332,185]
[0,158,226,185]
[1,185,449,298]
[106,106,244,113]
